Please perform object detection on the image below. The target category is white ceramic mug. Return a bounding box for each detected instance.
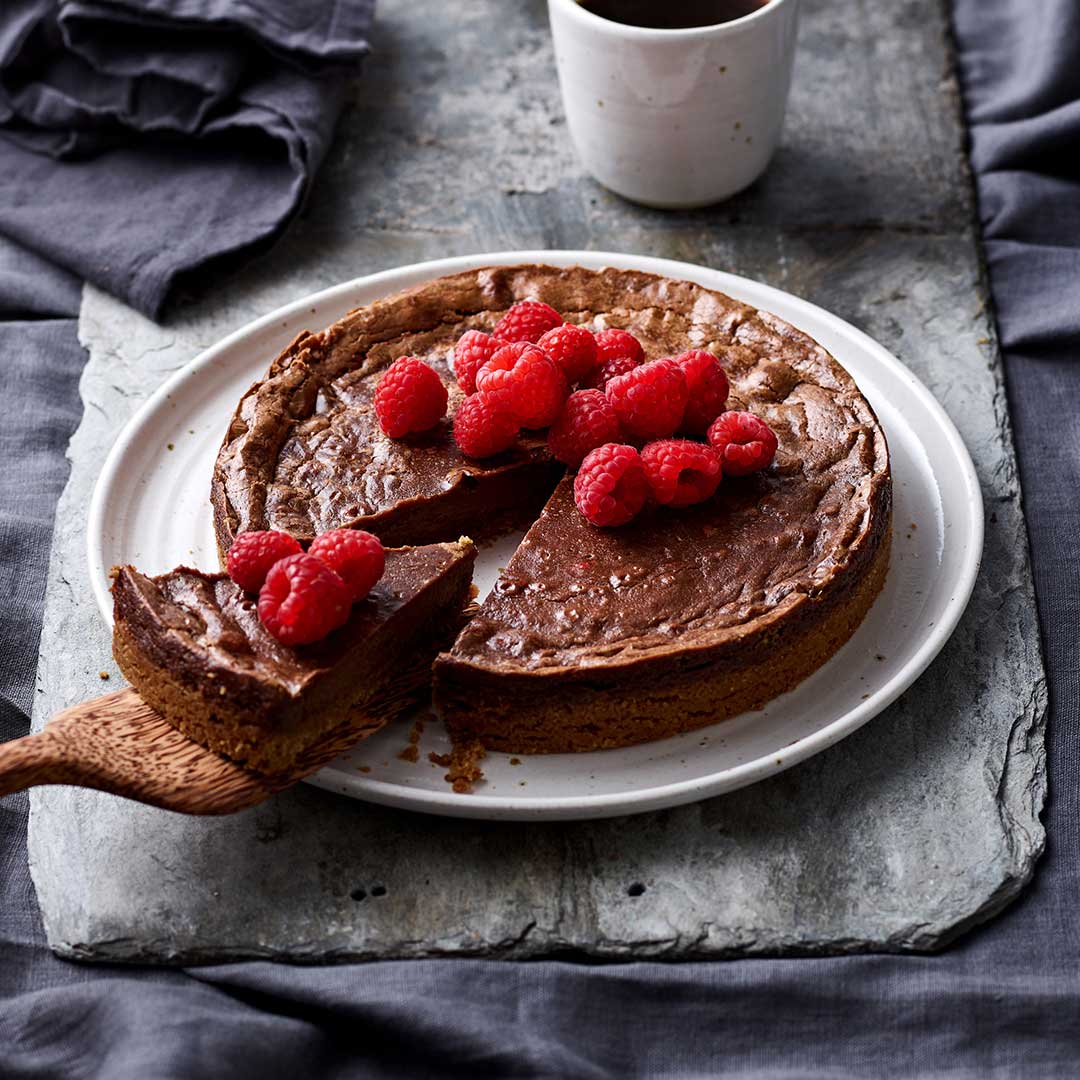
[548,0,800,208]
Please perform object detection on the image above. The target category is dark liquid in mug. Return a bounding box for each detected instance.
[579,0,768,29]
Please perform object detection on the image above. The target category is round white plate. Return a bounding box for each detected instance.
[88,251,982,821]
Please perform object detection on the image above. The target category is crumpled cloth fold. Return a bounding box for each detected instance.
[0,0,375,316]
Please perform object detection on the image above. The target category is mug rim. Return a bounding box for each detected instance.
[549,0,791,40]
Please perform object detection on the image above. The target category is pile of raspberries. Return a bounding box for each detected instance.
[373,300,779,529]
[225,527,385,645]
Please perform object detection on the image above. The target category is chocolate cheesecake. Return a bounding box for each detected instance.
[211,265,891,755]
[112,540,475,773]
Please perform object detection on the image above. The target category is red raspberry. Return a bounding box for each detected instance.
[308,528,385,603]
[641,439,723,508]
[605,358,689,442]
[373,356,448,439]
[580,353,640,393]
[547,389,622,467]
[476,342,567,429]
[258,553,351,646]
[594,327,645,366]
[674,350,730,435]
[453,392,520,458]
[707,411,779,476]
[226,530,303,593]
[451,330,508,396]
[573,443,649,527]
[537,324,598,384]
[493,300,563,343]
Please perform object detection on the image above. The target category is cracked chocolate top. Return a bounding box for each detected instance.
[112,542,474,700]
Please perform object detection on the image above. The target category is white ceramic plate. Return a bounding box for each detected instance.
[87,251,982,821]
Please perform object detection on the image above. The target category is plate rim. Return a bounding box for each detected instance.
[87,249,984,820]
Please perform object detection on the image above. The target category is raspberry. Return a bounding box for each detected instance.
[453,392,521,458]
[605,358,689,442]
[493,300,563,343]
[373,356,448,438]
[537,324,599,384]
[451,330,507,396]
[580,353,639,393]
[257,553,352,646]
[641,439,723,508]
[547,389,622,467]
[674,350,730,434]
[573,443,649,527]
[308,528,385,603]
[706,411,779,476]
[226,530,303,593]
[476,342,567,429]
[594,327,645,366]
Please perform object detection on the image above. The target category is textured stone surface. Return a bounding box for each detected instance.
[28,0,1046,962]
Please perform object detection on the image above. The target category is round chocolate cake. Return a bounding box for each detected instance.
[211,265,892,754]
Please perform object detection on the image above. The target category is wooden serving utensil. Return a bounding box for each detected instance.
[0,661,429,815]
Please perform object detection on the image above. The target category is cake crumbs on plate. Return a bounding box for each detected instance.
[429,742,486,794]
[98,671,110,680]
[397,715,426,763]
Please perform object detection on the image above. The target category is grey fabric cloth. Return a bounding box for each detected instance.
[0,0,374,316]
[2,0,1080,1075]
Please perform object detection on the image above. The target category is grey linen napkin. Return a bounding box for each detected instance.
[0,0,375,316]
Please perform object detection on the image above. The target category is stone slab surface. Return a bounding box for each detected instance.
[27,0,1046,962]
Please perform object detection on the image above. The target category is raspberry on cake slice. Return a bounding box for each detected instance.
[605,358,689,441]
[537,323,599,384]
[641,439,723,508]
[453,393,521,458]
[593,327,645,366]
[573,443,649,527]
[374,356,448,438]
[452,330,508,396]
[707,411,778,475]
[674,350,730,435]
[308,529,386,603]
[476,342,568,429]
[225,530,302,593]
[493,300,563,343]
[580,352,639,393]
[547,389,622,467]
[111,541,477,775]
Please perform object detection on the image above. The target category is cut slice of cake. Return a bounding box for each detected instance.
[112,540,475,773]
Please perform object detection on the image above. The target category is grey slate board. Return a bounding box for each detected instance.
[27,0,1047,962]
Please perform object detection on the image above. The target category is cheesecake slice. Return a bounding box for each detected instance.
[112,540,475,773]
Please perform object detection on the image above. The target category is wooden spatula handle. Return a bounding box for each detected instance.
[0,690,171,800]
[0,728,87,797]
[0,689,277,813]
